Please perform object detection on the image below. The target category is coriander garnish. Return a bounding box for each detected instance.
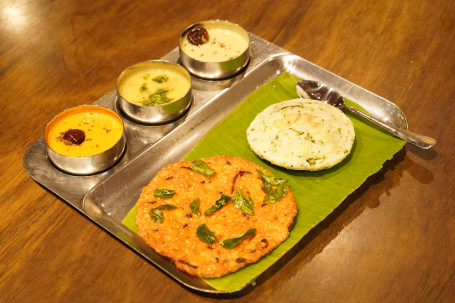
[257,169,289,204]
[220,229,256,249]
[149,204,177,223]
[232,188,254,215]
[154,188,175,198]
[196,224,216,245]
[204,194,231,216]
[152,75,169,83]
[190,198,201,216]
[191,159,215,177]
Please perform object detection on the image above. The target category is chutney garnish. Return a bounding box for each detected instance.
[59,129,86,146]
[187,26,209,46]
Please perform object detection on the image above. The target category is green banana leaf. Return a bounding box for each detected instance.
[122,72,405,292]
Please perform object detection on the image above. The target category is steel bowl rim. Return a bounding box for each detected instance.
[116,59,192,109]
[44,104,126,175]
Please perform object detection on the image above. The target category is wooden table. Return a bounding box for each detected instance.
[1,0,454,302]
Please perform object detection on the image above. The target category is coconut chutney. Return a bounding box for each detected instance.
[180,22,249,63]
[117,63,191,107]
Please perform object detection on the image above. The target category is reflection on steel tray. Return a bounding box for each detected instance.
[23,33,407,294]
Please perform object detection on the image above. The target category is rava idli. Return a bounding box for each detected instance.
[246,98,355,171]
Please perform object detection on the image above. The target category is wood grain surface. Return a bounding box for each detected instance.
[1,0,454,302]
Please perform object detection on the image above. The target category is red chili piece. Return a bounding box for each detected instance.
[62,129,86,145]
[187,26,209,45]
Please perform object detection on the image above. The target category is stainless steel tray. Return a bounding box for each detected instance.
[23,33,408,294]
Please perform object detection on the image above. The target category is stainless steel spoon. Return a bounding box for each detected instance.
[296,80,436,149]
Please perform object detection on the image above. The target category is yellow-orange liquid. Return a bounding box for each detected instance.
[46,106,123,157]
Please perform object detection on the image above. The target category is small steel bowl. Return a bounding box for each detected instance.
[117,60,192,124]
[44,105,126,175]
[179,20,250,79]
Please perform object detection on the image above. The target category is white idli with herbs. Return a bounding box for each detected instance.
[246,98,355,171]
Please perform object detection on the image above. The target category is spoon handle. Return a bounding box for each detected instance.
[346,107,436,149]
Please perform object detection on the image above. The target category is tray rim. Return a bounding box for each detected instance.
[23,33,408,295]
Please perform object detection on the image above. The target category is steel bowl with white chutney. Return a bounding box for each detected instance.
[179,20,250,79]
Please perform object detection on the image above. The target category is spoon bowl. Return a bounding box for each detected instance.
[296,80,436,149]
